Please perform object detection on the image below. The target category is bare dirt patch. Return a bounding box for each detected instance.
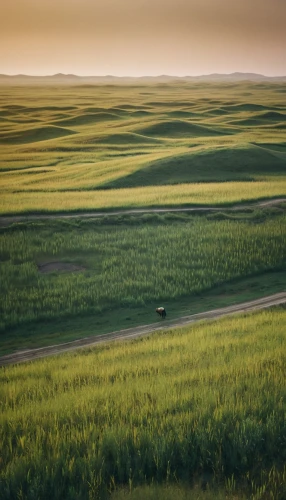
[37,262,85,274]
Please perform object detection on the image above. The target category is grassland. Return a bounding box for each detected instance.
[0,82,285,353]
[1,208,285,355]
[0,81,285,498]
[1,308,285,499]
[0,81,285,214]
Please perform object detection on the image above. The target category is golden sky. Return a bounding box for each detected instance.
[1,0,285,76]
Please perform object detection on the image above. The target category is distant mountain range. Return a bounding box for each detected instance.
[0,72,285,84]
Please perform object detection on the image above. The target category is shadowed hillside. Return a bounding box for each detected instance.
[51,111,123,127]
[0,125,76,144]
[0,81,285,212]
[136,120,232,138]
[100,146,286,188]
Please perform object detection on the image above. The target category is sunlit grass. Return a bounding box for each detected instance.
[1,81,286,499]
[0,82,285,214]
[1,308,285,499]
[0,179,286,214]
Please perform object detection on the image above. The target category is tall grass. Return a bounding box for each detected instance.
[1,214,285,331]
[1,179,286,214]
[0,308,285,498]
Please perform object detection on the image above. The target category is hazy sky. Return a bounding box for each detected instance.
[1,0,285,76]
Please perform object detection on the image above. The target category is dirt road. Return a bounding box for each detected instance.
[0,198,285,227]
[1,292,285,367]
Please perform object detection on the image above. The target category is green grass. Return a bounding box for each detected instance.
[0,82,285,214]
[1,308,285,499]
[0,82,285,498]
[1,269,285,357]
[100,145,286,188]
[50,111,123,127]
[111,483,239,500]
[0,125,76,144]
[1,180,286,214]
[135,120,232,137]
[0,209,285,354]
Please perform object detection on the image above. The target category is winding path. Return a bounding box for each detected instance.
[0,198,285,227]
[1,292,285,367]
[1,198,285,366]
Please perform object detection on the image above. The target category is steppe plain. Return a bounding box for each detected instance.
[0,80,286,498]
[0,80,286,212]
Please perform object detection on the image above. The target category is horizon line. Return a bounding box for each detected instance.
[1,71,286,78]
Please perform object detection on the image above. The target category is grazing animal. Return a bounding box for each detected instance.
[156,307,166,319]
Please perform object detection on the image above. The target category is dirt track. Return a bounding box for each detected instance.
[1,292,285,367]
[0,198,285,227]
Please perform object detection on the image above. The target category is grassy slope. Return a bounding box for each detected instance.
[0,82,285,352]
[101,145,286,188]
[0,82,285,499]
[1,308,286,499]
[2,270,286,357]
[1,209,285,356]
[0,82,285,213]
[1,180,286,215]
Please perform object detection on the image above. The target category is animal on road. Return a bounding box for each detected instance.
[156,307,166,319]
